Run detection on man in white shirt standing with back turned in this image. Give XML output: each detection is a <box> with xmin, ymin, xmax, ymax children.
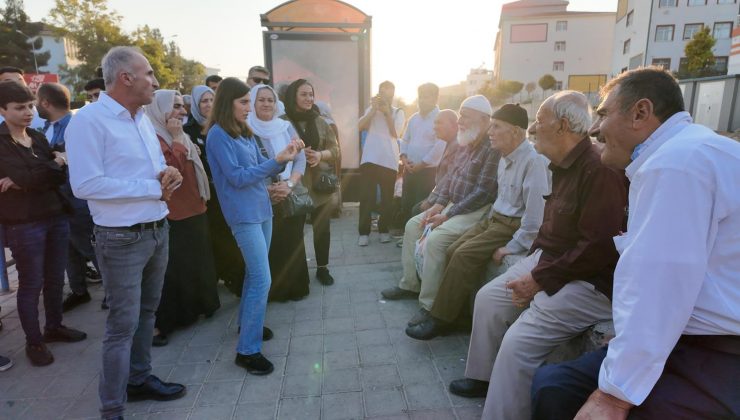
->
<box><xmin>530</xmin><ymin>67</ymin><xmax>740</xmax><ymax>419</ymax></box>
<box><xmin>65</xmin><ymin>46</ymin><xmax>185</xmax><ymax>420</ymax></box>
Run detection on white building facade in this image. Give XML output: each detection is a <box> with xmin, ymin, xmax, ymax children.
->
<box><xmin>36</xmin><ymin>27</ymin><xmax>81</xmax><ymax>75</ymax></box>
<box><xmin>466</xmin><ymin>68</ymin><xmax>494</xmax><ymax>97</ymax></box>
<box><xmin>612</xmin><ymin>0</ymin><xmax>738</xmax><ymax>77</ymax></box>
<box><xmin>493</xmin><ymin>0</ymin><xmax>615</xmax><ymax>95</ymax></box>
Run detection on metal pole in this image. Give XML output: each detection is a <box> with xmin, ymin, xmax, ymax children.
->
<box><xmin>0</xmin><ymin>226</ymin><xmax>10</xmax><ymax>293</ymax></box>
<box><xmin>15</xmin><ymin>29</ymin><xmax>39</xmax><ymax>74</ymax></box>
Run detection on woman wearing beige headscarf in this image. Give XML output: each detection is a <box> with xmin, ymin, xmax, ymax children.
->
<box><xmin>145</xmin><ymin>89</ymin><xmax>220</xmax><ymax>346</ymax></box>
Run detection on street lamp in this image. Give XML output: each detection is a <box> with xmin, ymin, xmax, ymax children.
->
<box><xmin>15</xmin><ymin>30</ymin><xmax>39</xmax><ymax>74</ymax></box>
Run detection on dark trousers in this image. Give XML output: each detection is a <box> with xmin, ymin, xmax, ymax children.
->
<box><xmin>4</xmin><ymin>215</ymin><xmax>69</xmax><ymax>344</ymax></box>
<box><xmin>358</xmin><ymin>162</ymin><xmax>396</xmax><ymax>235</ymax></box>
<box><xmin>311</xmin><ymin>200</ymin><xmax>333</xmax><ymax>267</ymax></box>
<box><xmin>401</xmin><ymin>167</ymin><xmax>436</xmax><ymax>226</ymax></box>
<box><xmin>67</xmin><ymin>211</ymin><xmax>99</xmax><ymax>295</ymax></box>
<box><xmin>531</xmin><ymin>338</ymin><xmax>740</xmax><ymax>420</ymax></box>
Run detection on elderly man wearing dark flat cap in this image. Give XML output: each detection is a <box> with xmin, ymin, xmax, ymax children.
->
<box><xmin>406</xmin><ymin>103</ymin><xmax>551</xmax><ymax>341</ymax></box>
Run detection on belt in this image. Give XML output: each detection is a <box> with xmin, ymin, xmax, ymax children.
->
<box><xmin>97</xmin><ymin>218</ymin><xmax>166</xmax><ymax>231</ymax></box>
<box><xmin>679</xmin><ymin>335</ymin><xmax>740</xmax><ymax>356</ymax></box>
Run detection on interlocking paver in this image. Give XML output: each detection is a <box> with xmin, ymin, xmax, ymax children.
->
<box><xmin>0</xmin><ymin>206</ymin><xmax>481</xmax><ymax>419</ymax></box>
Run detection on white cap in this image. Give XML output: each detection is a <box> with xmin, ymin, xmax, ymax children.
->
<box><xmin>460</xmin><ymin>95</ymin><xmax>493</xmax><ymax>116</ymax></box>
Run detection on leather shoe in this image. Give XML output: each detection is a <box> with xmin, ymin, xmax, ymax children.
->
<box><xmin>449</xmin><ymin>378</ymin><xmax>489</xmax><ymax>398</ymax></box>
<box><xmin>26</xmin><ymin>343</ymin><xmax>54</xmax><ymax>366</ymax></box>
<box><xmin>407</xmin><ymin>308</ymin><xmax>430</xmax><ymax>327</ymax></box>
<box><xmin>127</xmin><ymin>375</ymin><xmax>186</xmax><ymax>402</ymax></box>
<box><xmin>235</xmin><ymin>352</ymin><xmax>274</xmax><ymax>375</ymax></box>
<box><xmin>316</xmin><ymin>267</ymin><xmax>334</xmax><ymax>286</ymax></box>
<box><xmin>62</xmin><ymin>292</ymin><xmax>91</xmax><ymax>312</ymax></box>
<box><xmin>381</xmin><ymin>287</ymin><xmax>418</xmax><ymax>300</ymax></box>
<box><xmin>152</xmin><ymin>334</ymin><xmax>168</xmax><ymax>347</ymax></box>
<box><xmin>43</xmin><ymin>325</ymin><xmax>87</xmax><ymax>343</ymax></box>
<box><xmin>405</xmin><ymin>317</ymin><xmax>451</xmax><ymax>340</ymax></box>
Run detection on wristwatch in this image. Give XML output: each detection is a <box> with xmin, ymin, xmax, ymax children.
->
<box><xmin>286</xmin><ymin>180</ymin><xmax>295</xmax><ymax>189</ymax></box>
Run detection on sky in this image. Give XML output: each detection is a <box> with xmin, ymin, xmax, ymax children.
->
<box><xmin>26</xmin><ymin>0</ymin><xmax>617</xmax><ymax>102</ymax></box>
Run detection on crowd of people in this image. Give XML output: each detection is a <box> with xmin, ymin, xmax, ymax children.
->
<box><xmin>0</xmin><ymin>43</ymin><xmax>738</xmax><ymax>420</ymax></box>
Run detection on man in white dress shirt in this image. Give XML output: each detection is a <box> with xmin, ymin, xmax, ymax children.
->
<box><xmin>65</xmin><ymin>46</ymin><xmax>185</xmax><ymax>420</ymax></box>
<box><xmin>531</xmin><ymin>67</ymin><xmax>740</xmax><ymax>419</ymax></box>
<box><xmin>399</xmin><ymin>83</ymin><xmax>444</xmax><ymax>225</ymax></box>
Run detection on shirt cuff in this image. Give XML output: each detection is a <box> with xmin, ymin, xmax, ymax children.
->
<box><xmin>504</xmin><ymin>239</ymin><xmax>526</xmax><ymax>254</ymax></box>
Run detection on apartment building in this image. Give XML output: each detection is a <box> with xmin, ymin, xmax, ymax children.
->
<box><xmin>612</xmin><ymin>0</ymin><xmax>738</xmax><ymax>76</ymax></box>
<box><xmin>493</xmin><ymin>0</ymin><xmax>615</xmax><ymax>94</ymax></box>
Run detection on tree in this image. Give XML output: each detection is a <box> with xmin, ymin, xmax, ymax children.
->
<box><xmin>499</xmin><ymin>80</ymin><xmax>524</xmax><ymax>100</ymax></box>
<box><xmin>479</xmin><ymin>80</ymin><xmax>509</xmax><ymax>106</ymax></box>
<box><xmin>48</xmin><ymin>0</ymin><xmax>130</xmax><ymax>91</ymax></box>
<box><xmin>525</xmin><ymin>82</ymin><xmax>536</xmax><ymax>99</ymax></box>
<box><xmin>683</xmin><ymin>27</ymin><xmax>717</xmax><ymax>78</ymax></box>
<box><xmin>538</xmin><ymin>74</ymin><xmax>556</xmax><ymax>98</ymax></box>
<box><xmin>131</xmin><ymin>25</ymin><xmax>174</xmax><ymax>88</ymax></box>
<box><xmin>0</xmin><ymin>0</ymin><xmax>50</xmax><ymax>72</ymax></box>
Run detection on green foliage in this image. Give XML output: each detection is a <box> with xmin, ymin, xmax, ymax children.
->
<box><xmin>499</xmin><ymin>80</ymin><xmax>523</xmax><ymax>97</ymax></box>
<box><xmin>0</xmin><ymin>0</ymin><xmax>50</xmax><ymax>72</ymax></box>
<box><xmin>681</xmin><ymin>27</ymin><xmax>718</xmax><ymax>78</ymax></box>
<box><xmin>538</xmin><ymin>74</ymin><xmax>556</xmax><ymax>92</ymax></box>
<box><xmin>525</xmin><ymin>82</ymin><xmax>536</xmax><ymax>98</ymax></box>
<box><xmin>47</xmin><ymin>0</ymin><xmax>206</xmax><ymax>94</ymax></box>
<box><xmin>478</xmin><ymin>80</ymin><xmax>508</xmax><ymax>106</ymax></box>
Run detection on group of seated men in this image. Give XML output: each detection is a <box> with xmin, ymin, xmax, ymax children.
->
<box><xmin>381</xmin><ymin>67</ymin><xmax>739</xmax><ymax>419</ymax></box>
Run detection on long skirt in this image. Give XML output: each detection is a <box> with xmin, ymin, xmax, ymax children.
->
<box><xmin>267</xmin><ymin>213</ymin><xmax>310</xmax><ymax>302</ymax></box>
<box><xmin>156</xmin><ymin>213</ymin><xmax>220</xmax><ymax>334</ymax></box>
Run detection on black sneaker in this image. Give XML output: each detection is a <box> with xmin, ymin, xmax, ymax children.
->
<box><xmin>26</xmin><ymin>343</ymin><xmax>54</xmax><ymax>366</ymax></box>
<box><xmin>235</xmin><ymin>352</ymin><xmax>274</xmax><ymax>375</ymax></box>
<box><xmin>0</xmin><ymin>355</ymin><xmax>12</xmax><ymax>371</ymax></box>
<box><xmin>316</xmin><ymin>267</ymin><xmax>334</xmax><ymax>286</ymax></box>
<box><xmin>43</xmin><ymin>325</ymin><xmax>87</xmax><ymax>343</ymax></box>
<box><xmin>85</xmin><ymin>264</ymin><xmax>102</xmax><ymax>283</ymax></box>
<box><xmin>62</xmin><ymin>292</ymin><xmax>91</xmax><ymax>312</ymax></box>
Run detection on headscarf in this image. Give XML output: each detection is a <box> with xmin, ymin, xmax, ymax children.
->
<box><xmin>190</xmin><ymin>85</ymin><xmax>214</xmax><ymax>126</ymax></box>
<box><xmin>145</xmin><ymin>89</ymin><xmax>211</xmax><ymax>201</ymax></box>
<box><xmin>284</xmin><ymin>79</ymin><xmax>320</xmax><ymax>150</ymax></box>
<box><xmin>247</xmin><ymin>84</ymin><xmax>294</xmax><ymax>179</ymax></box>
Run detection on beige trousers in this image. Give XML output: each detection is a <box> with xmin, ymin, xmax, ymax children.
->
<box><xmin>463</xmin><ymin>250</ymin><xmax>612</xmax><ymax>420</ymax></box>
<box><xmin>398</xmin><ymin>203</ymin><xmax>489</xmax><ymax>310</ymax></box>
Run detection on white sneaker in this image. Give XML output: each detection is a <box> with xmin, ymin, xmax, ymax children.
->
<box><xmin>379</xmin><ymin>233</ymin><xmax>391</xmax><ymax>243</ymax></box>
<box><xmin>358</xmin><ymin>235</ymin><xmax>369</xmax><ymax>246</ymax></box>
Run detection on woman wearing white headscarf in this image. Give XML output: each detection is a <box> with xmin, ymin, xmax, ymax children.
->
<box><xmin>145</xmin><ymin>89</ymin><xmax>220</xmax><ymax>346</ymax></box>
<box><xmin>247</xmin><ymin>84</ymin><xmax>311</xmax><ymax>302</ymax></box>
<box><xmin>184</xmin><ymin>85</ymin><xmax>245</xmax><ymax>296</ymax></box>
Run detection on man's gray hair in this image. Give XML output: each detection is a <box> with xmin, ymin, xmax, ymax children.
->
<box><xmin>545</xmin><ymin>90</ymin><xmax>592</xmax><ymax>135</ymax></box>
<box><xmin>102</xmin><ymin>46</ymin><xmax>143</xmax><ymax>88</ymax></box>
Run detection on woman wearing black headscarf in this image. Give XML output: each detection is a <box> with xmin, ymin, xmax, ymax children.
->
<box><xmin>282</xmin><ymin>79</ymin><xmax>339</xmax><ymax>286</ymax></box>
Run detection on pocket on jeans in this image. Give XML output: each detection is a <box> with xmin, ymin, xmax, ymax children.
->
<box><xmin>100</xmin><ymin>230</ymin><xmax>141</xmax><ymax>247</ymax></box>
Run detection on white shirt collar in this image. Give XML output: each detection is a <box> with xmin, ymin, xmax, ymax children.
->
<box><xmin>98</xmin><ymin>91</ymin><xmax>144</xmax><ymax>120</ymax></box>
<box><xmin>625</xmin><ymin>111</ymin><xmax>692</xmax><ymax>180</ymax></box>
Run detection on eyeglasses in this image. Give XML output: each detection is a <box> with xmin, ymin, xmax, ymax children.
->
<box><xmin>251</xmin><ymin>77</ymin><xmax>270</xmax><ymax>85</ymax></box>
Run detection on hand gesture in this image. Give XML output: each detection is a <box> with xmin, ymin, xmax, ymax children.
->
<box><xmin>52</xmin><ymin>151</ymin><xmax>67</xmax><ymax>167</ymax></box>
<box><xmin>268</xmin><ymin>181</ymin><xmax>292</xmax><ymax>204</ymax></box>
<box><xmin>426</xmin><ymin>213</ymin><xmax>448</xmax><ymax>229</ymax></box>
<box><xmin>0</xmin><ymin>177</ymin><xmax>20</xmax><ymax>193</ymax></box>
<box><xmin>166</xmin><ymin>117</ymin><xmax>184</xmax><ymax>140</ymax></box>
<box><xmin>304</xmin><ymin>147</ymin><xmax>322</xmax><ymax>167</ymax></box>
<box><xmin>492</xmin><ymin>247</ymin><xmax>512</xmax><ymax>265</ymax></box>
<box><xmin>505</xmin><ymin>273</ymin><xmax>541</xmax><ymax>307</ymax></box>
<box><xmin>159</xmin><ymin>166</ymin><xmax>183</xmax><ymax>201</ymax></box>
<box><xmin>276</xmin><ymin>139</ymin><xmax>305</xmax><ymax>163</ymax></box>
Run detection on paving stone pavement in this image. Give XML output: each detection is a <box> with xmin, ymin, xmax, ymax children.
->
<box><xmin>0</xmin><ymin>205</ymin><xmax>484</xmax><ymax>419</ymax></box>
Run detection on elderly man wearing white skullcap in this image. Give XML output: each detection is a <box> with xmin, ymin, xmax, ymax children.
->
<box><xmin>381</xmin><ymin>95</ymin><xmax>501</xmax><ymax>310</ymax></box>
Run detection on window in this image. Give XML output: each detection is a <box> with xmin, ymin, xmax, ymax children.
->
<box><xmin>553</xmin><ymin>61</ymin><xmax>564</xmax><ymax>71</ymax></box>
<box><xmin>714</xmin><ymin>56</ymin><xmax>729</xmax><ymax>73</ymax></box>
<box><xmin>655</xmin><ymin>25</ymin><xmax>675</xmax><ymax>41</ymax></box>
<box><xmin>659</xmin><ymin>0</ymin><xmax>677</xmax><ymax>5</ymax></box>
<box><xmin>556</xmin><ymin>21</ymin><xmax>568</xmax><ymax>31</ymax></box>
<box><xmin>626</xmin><ymin>10</ymin><xmax>634</xmax><ymax>27</ymax></box>
<box><xmin>623</xmin><ymin>39</ymin><xmax>631</xmax><ymax>54</ymax></box>
<box><xmin>687</xmin><ymin>0</ymin><xmax>707</xmax><ymax>5</ymax></box>
<box><xmin>554</xmin><ymin>41</ymin><xmax>566</xmax><ymax>51</ymax></box>
<box><xmin>510</xmin><ymin>23</ymin><xmax>548</xmax><ymax>43</ymax></box>
<box><xmin>717</xmin><ymin>0</ymin><xmax>736</xmax><ymax>4</ymax></box>
<box><xmin>713</xmin><ymin>22</ymin><xmax>732</xmax><ymax>39</ymax></box>
<box><xmin>679</xmin><ymin>57</ymin><xmax>690</xmax><ymax>73</ymax></box>
<box><xmin>683</xmin><ymin>23</ymin><xmax>703</xmax><ymax>39</ymax></box>
<box><xmin>651</xmin><ymin>58</ymin><xmax>672</xmax><ymax>69</ymax></box>
<box><xmin>555</xmin><ymin>81</ymin><xmax>563</xmax><ymax>90</ymax></box>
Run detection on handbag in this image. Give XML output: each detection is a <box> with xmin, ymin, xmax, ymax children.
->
<box><xmin>280</xmin><ymin>181</ymin><xmax>314</xmax><ymax>218</ymax></box>
<box><xmin>313</xmin><ymin>162</ymin><xmax>339</xmax><ymax>194</ymax></box>
<box><xmin>414</xmin><ymin>224</ymin><xmax>433</xmax><ymax>277</ymax></box>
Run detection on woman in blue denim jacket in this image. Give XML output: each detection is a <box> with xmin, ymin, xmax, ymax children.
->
<box><xmin>205</xmin><ymin>78</ymin><xmax>303</xmax><ymax>375</ymax></box>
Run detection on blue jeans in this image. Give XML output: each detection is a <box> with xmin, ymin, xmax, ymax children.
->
<box><xmin>67</xmin><ymin>211</ymin><xmax>99</xmax><ymax>295</ymax></box>
<box><xmin>94</xmin><ymin>223</ymin><xmax>169</xmax><ymax>420</ymax></box>
<box><xmin>4</xmin><ymin>215</ymin><xmax>70</xmax><ymax>344</ymax></box>
<box><xmin>232</xmin><ymin>220</ymin><xmax>272</xmax><ymax>355</ymax></box>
